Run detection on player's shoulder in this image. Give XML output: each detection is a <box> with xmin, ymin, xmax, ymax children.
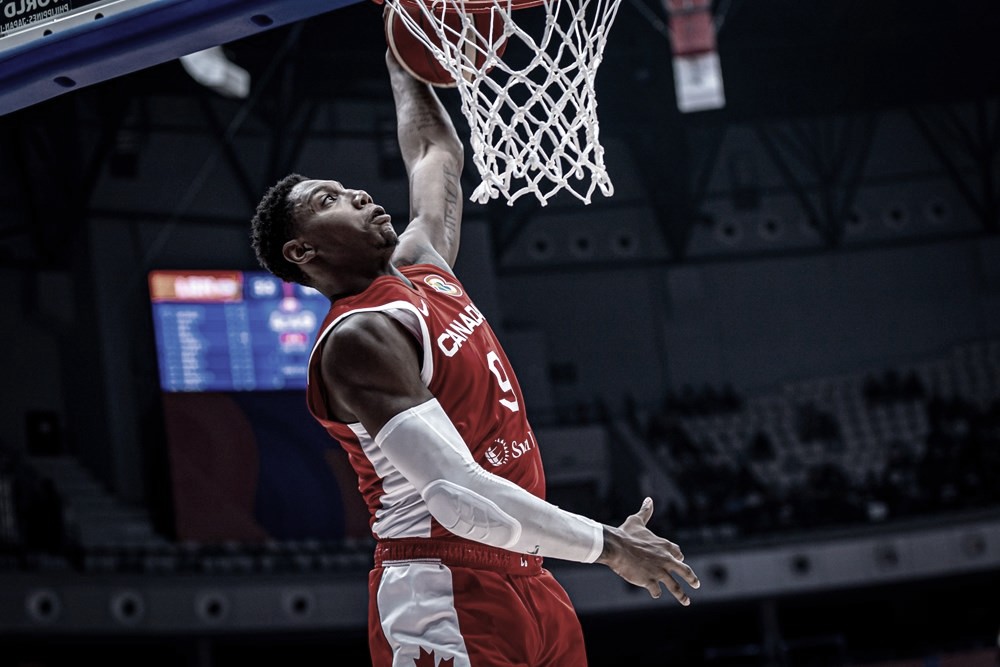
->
<box><xmin>329</xmin><ymin>308</ymin><xmax>418</xmax><ymax>356</ymax></box>
<box><xmin>328</xmin><ymin>310</ymin><xmax>400</xmax><ymax>350</ymax></box>
<box><xmin>321</xmin><ymin>311</ymin><xmax>397</xmax><ymax>376</ymax></box>
<box><xmin>323</xmin><ymin>309</ymin><xmax>422</xmax><ymax>391</ymax></box>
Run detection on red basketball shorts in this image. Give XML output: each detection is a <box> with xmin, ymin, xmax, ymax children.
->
<box><xmin>368</xmin><ymin>539</ymin><xmax>589</xmax><ymax>667</ymax></box>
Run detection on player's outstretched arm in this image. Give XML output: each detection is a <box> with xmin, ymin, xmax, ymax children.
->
<box><xmin>597</xmin><ymin>498</ymin><xmax>700</xmax><ymax>605</ymax></box>
<box><xmin>323</xmin><ymin>314</ymin><xmax>700</xmax><ymax>605</ymax></box>
<box><xmin>386</xmin><ymin>48</ymin><xmax>464</xmax><ymax>270</ymax></box>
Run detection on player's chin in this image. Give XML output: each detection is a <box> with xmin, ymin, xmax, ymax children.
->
<box><xmin>379</xmin><ymin>233</ymin><xmax>400</xmax><ymax>249</ymax></box>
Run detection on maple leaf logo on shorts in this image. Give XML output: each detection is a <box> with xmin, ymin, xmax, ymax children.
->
<box><xmin>413</xmin><ymin>647</ymin><xmax>454</xmax><ymax>667</ymax></box>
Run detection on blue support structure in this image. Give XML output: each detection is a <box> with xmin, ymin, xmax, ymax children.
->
<box><xmin>0</xmin><ymin>0</ymin><xmax>362</xmax><ymax>116</ymax></box>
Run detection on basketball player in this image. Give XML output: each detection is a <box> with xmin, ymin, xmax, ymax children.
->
<box><xmin>250</xmin><ymin>49</ymin><xmax>699</xmax><ymax>666</ymax></box>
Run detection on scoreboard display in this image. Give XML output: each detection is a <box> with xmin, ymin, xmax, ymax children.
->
<box><xmin>148</xmin><ymin>270</ymin><xmax>330</xmax><ymax>392</ymax></box>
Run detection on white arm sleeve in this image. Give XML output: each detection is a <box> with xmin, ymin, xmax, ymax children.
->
<box><xmin>374</xmin><ymin>398</ymin><xmax>604</xmax><ymax>563</ymax></box>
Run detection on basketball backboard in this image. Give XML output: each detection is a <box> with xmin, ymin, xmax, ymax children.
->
<box><xmin>0</xmin><ymin>0</ymin><xmax>362</xmax><ymax>116</ymax></box>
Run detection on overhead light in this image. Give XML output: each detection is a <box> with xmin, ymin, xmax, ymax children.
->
<box><xmin>179</xmin><ymin>46</ymin><xmax>250</xmax><ymax>99</ymax></box>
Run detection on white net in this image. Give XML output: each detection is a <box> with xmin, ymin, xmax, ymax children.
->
<box><xmin>386</xmin><ymin>0</ymin><xmax>623</xmax><ymax>206</ymax></box>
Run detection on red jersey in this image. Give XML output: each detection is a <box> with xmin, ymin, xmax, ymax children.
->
<box><xmin>306</xmin><ymin>264</ymin><xmax>545</xmax><ymax>541</ymax></box>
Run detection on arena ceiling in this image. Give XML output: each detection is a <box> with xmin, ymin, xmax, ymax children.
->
<box><xmin>1</xmin><ymin>0</ymin><xmax>998</xmax><ymax>270</ymax></box>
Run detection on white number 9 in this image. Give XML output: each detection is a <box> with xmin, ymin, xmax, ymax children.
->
<box><xmin>486</xmin><ymin>350</ymin><xmax>520</xmax><ymax>413</ymax></box>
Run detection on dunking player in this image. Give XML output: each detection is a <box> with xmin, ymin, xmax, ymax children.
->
<box><xmin>250</xmin><ymin>49</ymin><xmax>699</xmax><ymax>666</ymax></box>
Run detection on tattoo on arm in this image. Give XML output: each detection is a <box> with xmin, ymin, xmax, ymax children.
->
<box><xmin>409</xmin><ymin>107</ymin><xmax>440</xmax><ymax>133</ymax></box>
<box><xmin>391</xmin><ymin>67</ymin><xmax>463</xmax><ymax>262</ymax></box>
<box><xmin>400</xmin><ymin>85</ymin><xmax>447</xmax><ymax>136</ymax></box>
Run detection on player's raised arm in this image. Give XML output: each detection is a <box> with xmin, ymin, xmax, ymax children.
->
<box><xmin>386</xmin><ymin>49</ymin><xmax>464</xmax><ymax>270</ymax></box>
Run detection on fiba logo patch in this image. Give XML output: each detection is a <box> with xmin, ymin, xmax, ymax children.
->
<box><xmin>485</xmin><ymin>438</ymin><xmax>510</xmax><ymax>467</ymax></box>
<box><xmin>424</xmin><ymin>274</ymin><xmax>463</xmax><ymax>297</ymax></box>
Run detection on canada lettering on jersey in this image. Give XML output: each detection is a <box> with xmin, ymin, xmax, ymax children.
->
<box><xmin>435</xmin><ymin>304</ymin><xmax>487</xmax><ymax>357</ymax></box>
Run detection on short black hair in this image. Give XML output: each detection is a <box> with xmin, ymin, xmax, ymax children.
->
<box><xmin>250</xmin><ymin>173</ymin><xmax>309</xmax><ymax>284</ymax></box>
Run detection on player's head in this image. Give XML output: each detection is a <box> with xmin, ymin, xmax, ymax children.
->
<box><xmin>253</xmin><ymin>174</ymin><xmax>398</xmax><ymax>292</ymax></box>
<box><xmin>251</xmin><ymin>173</ymin><xmax>310</xmax><ymax>284</ymax></box>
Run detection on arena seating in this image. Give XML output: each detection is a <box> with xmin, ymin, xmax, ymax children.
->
<box><xmin>629</xmin><ymin>339</ymin><xmax>1000</xmax><ymax>545</ymax></box>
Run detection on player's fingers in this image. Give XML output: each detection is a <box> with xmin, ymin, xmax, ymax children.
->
<box><xmin>668</xmin><ymin>559</ymin><xmax>701</xmax><ymax>589</ymax></box>
<box><xmin>635</xmin><ymin>497</ymin><xmax>654</xmax><ymax>525</ymax></box>
<box><xmin>620</xmin><ymin>498</ymin><xmax>653</xmax><ymax>531</ymax></box>
<box><xmin>660</xmin><ymin>574</ymin><xmax>691</xmax><ymax>606</ymax></box>
<box><xmin>644</xmin><ymin>579</ymin><xmax>661</xmax><ymax>599</ymax></box>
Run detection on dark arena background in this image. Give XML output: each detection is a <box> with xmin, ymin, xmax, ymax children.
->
<box><xmin>2</xmin><ymin>0</ymin><xmax>1000</xmax><ymax>665</ymax></box>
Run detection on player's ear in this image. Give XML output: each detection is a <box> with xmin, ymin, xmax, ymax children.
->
<box><xmin>283</xmin><ymin>238</ymin><xmax>315</xmax><ymax>265</ymax></box>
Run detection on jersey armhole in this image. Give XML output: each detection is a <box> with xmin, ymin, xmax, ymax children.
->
<box><xmin>307</xmin><ymin>301</ymin><xmax>436</xmax><ymax>424</ymax></box>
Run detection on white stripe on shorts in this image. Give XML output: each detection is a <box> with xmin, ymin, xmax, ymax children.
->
<box><xmin>376</xmin><ymin>561</ymin><xmax>471</xmax><ymax>667</ymax></box>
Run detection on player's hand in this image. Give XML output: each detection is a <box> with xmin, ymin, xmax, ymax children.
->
<box><xmin>597</xmin><ymin>498</ymin><xmax>700</xmax><ymax>604</ymax></box>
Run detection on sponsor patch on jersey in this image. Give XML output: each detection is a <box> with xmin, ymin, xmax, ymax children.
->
<box><xmin>484</xmin><ymin>433</ymin><xmax>536</xmax><ymax>467</ymax></box>
<box><xmin>424</xmin><ymin>274</ymin><xmax>463</xmax><ymax>297</ymax></box>
<box><xmin>485</xmin><ymin>439</ymin><xmax>510</xmax><ymax>467</ymax></box>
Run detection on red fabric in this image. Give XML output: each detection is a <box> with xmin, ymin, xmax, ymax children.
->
<box><xmin>368</xmin><ymin>566</ymin><xmax>589</xmax><ymax>667</ymax></box>
<box><xmin>374</xmin><ymin>537</ymin><xmax>543</xmax><ymax>575</ymax></box>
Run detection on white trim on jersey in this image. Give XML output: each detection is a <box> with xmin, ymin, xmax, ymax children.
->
<box><xmin>307</xmin><ymin>299</ymin><xmax>435</xmax><ymax>388</ymax></box>
<box><xmin>348</xmin><ymin>422</ymin><xmax>433</xmax><ymax>539</ymax></box>
<box><xmin>312</xmin><ymin>299</ymin><xmax>439</xmax><ymax>540</ymax></box>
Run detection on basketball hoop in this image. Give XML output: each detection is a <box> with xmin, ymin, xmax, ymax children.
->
<box><xmin>383</xmin><ymin>0</ymin><xmax>623</xmax><ymax>206</ymax></box>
